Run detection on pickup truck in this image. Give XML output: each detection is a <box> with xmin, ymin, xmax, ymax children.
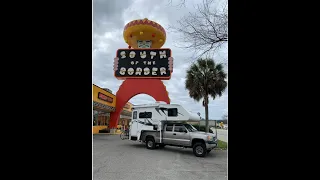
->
<box><xmin>139</xmin><ymin>123</ymin><xmax>217</xmax><ymax>157</ymax></box>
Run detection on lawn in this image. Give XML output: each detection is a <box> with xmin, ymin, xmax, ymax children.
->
<box><xmin>217</xmin><ymin>140</ymin><xmax>227</xmax><ymax>150</ymax></box>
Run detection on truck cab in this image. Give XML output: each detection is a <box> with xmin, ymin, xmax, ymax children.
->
<box><xmin>140</xmin><ymin>122</ymin><xmax>217</xmax><ymax>157</ymax></box>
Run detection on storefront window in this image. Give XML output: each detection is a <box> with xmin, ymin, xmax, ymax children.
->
<box><xmin>93</xmin><ymin>110</ymin><xmax>98</xmax><ymax>126</ymax></box>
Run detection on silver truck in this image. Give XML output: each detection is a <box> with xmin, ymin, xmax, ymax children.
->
<box><xmin>140</xmin><ymin>122</ymin><xmax>217</xmax><ymax>157</ymax></box>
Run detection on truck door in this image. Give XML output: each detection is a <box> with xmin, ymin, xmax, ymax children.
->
<box><xmin>163</xmin><ymin>124</ymin><xmax>174</xmax><ymax>145</ymax></box>
<box><xmin>173</xmin><ymin>124</ymin><xmax>191</xmax><ymax>146</ymax></box>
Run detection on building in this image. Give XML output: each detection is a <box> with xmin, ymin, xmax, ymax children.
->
<box><xmin>189</xmin><ymin>120</ymin><xmax>217</xmax><ymax>127</ymax></box>
<box><xmin>93</xmin><ymin>84</ymin><xmax>132</xmax><ymax>134</ymax></box>
<box><xmin>189</xmin><ymin>119</ymin><xmax>228</xmax><ymax>129</ymax></box>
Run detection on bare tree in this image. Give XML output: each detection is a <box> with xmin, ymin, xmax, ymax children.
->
<box><xmin>167</xmin><ymin>0</ymin><xmax>186</xmax><ymax>7</ymax></box>
<box><xmin>222</xmin><ymin>114</ymin><xmax>228</xmax><ymax>121</ymax></box>
<box><xmin>169</xmin><ymin>0</ymin><xmax>228</xmax><ymax>59</ymax></box>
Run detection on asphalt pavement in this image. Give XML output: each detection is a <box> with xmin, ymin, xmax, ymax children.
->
<box><xmin>93</xmin><ymin>134</ymin><xmax>227</xmax><ymax>180</ymax></box>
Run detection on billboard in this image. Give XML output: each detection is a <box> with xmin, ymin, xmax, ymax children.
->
<box><xmin>114</xmin><ymin>48</ymin><xmax>173</xmax><ymax>80</ymax></box>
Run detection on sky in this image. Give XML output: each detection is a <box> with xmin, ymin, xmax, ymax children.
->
<box><xmin>93</xmin><ymin>0</ymin><xmax>228</xmax><ymax>120</ymax></box>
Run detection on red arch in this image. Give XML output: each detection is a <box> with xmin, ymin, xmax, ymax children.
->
<box><xmin>109</xmin><ymin>79</ymin><xmax>170</xmax><ymax>128</ymax></box>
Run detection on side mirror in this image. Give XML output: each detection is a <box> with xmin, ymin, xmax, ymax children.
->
<box><xmin>184</xmin><ymin>130</ymin><xmax>188</xmax><ymax>133</ymax></box>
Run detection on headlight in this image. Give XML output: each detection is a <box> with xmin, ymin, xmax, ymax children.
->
<box><xmin>207</xmin><ymin>136</ymin><xmax>213</xmax><ymax>141</ymax></box>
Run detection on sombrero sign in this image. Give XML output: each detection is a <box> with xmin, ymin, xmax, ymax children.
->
<box><xmin>113</xmin><ymin>18</ymin><xmax>173</xmax><ymax>80</ymax></box>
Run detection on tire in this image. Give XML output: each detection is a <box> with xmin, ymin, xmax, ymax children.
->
<box><xmin>146</xmin><ymin>138</ymin><xmax>156</xmax><ymax>149</ymax></box>
<box><xmin>193</xmin><ymin>142</ymin><xmax>207</xmax><ymax>157</ymax></box>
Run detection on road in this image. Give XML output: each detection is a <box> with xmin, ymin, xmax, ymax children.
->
<box><xmin>216</xmin><ymin>129</ymin><xmax>228</xmax><ymax>143</ymax></box>
<box><xmin>93</xmin><ymin>134</ymin><xmax>227</xmax><ymax>180</ymax></box>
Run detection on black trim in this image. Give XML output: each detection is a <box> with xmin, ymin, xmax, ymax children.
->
<box><xmin>160</xmin><ymin>108</ymin><xmax>167</xmax><ymax>115</ymax></box>
<box><xmin>207</xmin><ymin>141</ymin><xmax>217</xmax><ymax>145</ymax></box>
<box><xmin>155</xmin><ymin>108</ymin><xmax>163</xmax><ymax>116</ymax></box>
<box><xmin>138</xmin><ymin>120</ymin><xmax>153</xmax><ymax>126</ymax></box>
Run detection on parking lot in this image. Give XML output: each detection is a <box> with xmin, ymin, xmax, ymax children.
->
<box><xmin>93</xmin><ymin>134</ymin><xmax>227</xmax><ymax>180</ymax></box>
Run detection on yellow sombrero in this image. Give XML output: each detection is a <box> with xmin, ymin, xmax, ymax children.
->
<box><xmin>123</xmin><ymin>18</ymin><xmax>166</xmax><ymax>49</ymax></box>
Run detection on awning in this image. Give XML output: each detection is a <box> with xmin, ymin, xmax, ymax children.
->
<box><xmin>93</xmin><ymin>101</ymin><xmax>116</xmax><ymax>112</ymax></box>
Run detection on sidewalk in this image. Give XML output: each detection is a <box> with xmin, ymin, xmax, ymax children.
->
<box><xmin>217</xmin><ymin>129</ymin><xmax>228</xmax><ymax>143</ymax></box>
<box><xmin>94</xmin><ymin>132</ymin><xmax>121</xmax><ymax>135</ymax></box>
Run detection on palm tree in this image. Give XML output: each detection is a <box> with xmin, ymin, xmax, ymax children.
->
<box><xmin>185</xmin><ymin>58</ymin><xmax>227</xmax><ymax>132</ymax></box>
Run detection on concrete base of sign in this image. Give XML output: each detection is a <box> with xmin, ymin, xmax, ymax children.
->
<box><xmin>110</xmin><ymin>129</ymin><xmax>116</xmax><ymax>134</ymax></box>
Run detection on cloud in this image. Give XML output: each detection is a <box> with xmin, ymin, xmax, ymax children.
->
<box><xmin>93</xmin><ymin>0</ymin><xmax>228</xmax><ymax>120</ymax></box>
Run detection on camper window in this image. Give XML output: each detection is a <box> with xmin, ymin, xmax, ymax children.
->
<box><xmin>139</xmin><ymin>112</ymin><xmax>152</xmax><ymax>118</ymax></box>
<box><xmin>133</xmin><ymin>111</ymin><xmax>137</xmax><ymax>119</ymax></box>
<box><xmin>168</xmin><ymin>108</ymin><xmax>178</xmax><ymax>116</ymax></box>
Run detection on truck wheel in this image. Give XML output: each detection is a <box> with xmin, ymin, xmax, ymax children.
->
<box><xmin>146</xmin><ymin>138</ymin><xmax>156</xmax><ymax>149</ymax></box>
<box><xmin>193</xmin><ymin>142</ymin><xmax>207</xmax><ymax>157</ymax></box>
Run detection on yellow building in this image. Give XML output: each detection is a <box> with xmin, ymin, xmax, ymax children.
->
<box><xmin>120</xmin><ymin>102</ymin><xmax>133</xmax><ymax>128</ymax></box>
<box><xmin>93</xmin><ymin>84</ymin><xmax>132</xmax><ymax>134</ymax></box>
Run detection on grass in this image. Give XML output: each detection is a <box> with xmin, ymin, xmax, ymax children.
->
<box><xmin>217</xmin><ymin>140</ymin><xmax>228</xmax><ymax>150</ymax></box>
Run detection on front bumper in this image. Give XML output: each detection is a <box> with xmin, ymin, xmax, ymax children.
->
<box><xmin>206</xmin><ymin>138</ymin><xmax>218</xmax><ymax>150</ymax></box>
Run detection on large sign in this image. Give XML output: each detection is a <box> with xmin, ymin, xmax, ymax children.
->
<box><xmin>114</xmin><ymin>48</ymin><xmax>173</xmax><ymax>80</ymax></box>
<box><xmin>98</xmin><ymin>92</ymin><xmax>113</xmax><ymax>103</ymax></box>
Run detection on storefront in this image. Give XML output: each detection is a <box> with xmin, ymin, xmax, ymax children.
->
<box><xmin>119</xmin><ymin>102</ymin><xmax>133</xmax><ymax>129</ymax></box>
<box><xmin>93</xmin><ymin>84</ymin><xmax>116</xmax><ymax>134</ymax></box>
<box><xmin>93</xmin><ymin>84</ymin><xmax>132</xmax><ymax>134</ymax></box>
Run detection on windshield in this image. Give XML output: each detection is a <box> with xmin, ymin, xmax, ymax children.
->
<box><xmin>184</xmin><ymin>124</ymin><xmax>198</xmax><ymax>132</ymax></box>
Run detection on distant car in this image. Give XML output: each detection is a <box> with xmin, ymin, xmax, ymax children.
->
<box><xmin>223</xmin><ymin>125</ymin><xmax>228</xmax><ymax>130</ymax></box>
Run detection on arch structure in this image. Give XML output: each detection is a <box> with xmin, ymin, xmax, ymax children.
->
<box><xmin>109</xmin><ymin>78</ymin><xmax>170</xmax><ymax>128</ymax></box>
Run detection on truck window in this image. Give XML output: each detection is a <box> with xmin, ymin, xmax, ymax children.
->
<box><xmin>133</xmin><ymin>111</ymin><xmax>137</xmax><ymax>119</ymax></box>
<box><xmin>166</xmin><ymin>125</ymin><xmax>173</xmax><ymax>131</ymax></box>
<box><xmin>168</xmin><ymin>108</ymin><xmax>178</xmax><ymax>116</ymax></box>
<box><xmin>139</xmin><ymin>112</ymin><xmax>152</xmax><ymax>118</ymax></box>
<box><xmin>174</xmin><ymin>125</ymin><xmax>186</xmax><ymax>132</ymax></box>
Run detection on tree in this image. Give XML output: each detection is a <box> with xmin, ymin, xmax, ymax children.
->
<box><xmin>185</xmin><ymin>58</ymin><xmax>227</xmax><ymax>132</ymax></box>
<box><xmin>169</xmin><ymin>0</ymin><xmax>228</xmax><ymax>59</ymax></box>
<box><xmin>222</xmin><ymin>114</ymin><xmax>228</xmax><ymax>121</ymax></box>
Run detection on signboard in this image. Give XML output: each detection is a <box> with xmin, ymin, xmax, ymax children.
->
<box><xmin>114</xmin><ymin>48</ymin><xmax>173</xmax><ymax>80</ymax></box>
<box><xmin>98</xmin><ymin>92</ymin><xmax>113</xmax><ymax>103</ymax></box>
